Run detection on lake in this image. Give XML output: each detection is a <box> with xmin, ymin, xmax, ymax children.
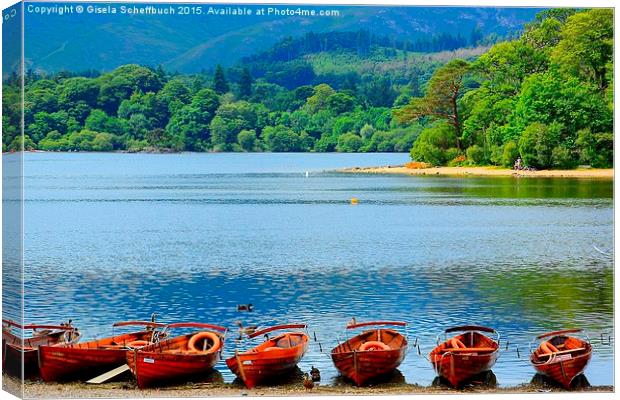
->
<box><xmin>7</xmin><ymin>152</ymin><xmax>615</xmax><ymax>387</ymax></box>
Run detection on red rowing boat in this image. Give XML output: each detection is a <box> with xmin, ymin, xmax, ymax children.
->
<box><xmin>429</xmin><ymin>325</ymin><xmax>500</xmax><ymax>388</ymax></box>
<box><xmin>127</xmin><ymin>322</ymin><xmax>227</xmax><ymax>388</ymax></box>
<box><xmin>2</xmin><ymin>319</ymin><xmax>80</xmax><ymax>377</ymax></box>
<box><xmin>530</xmin><ymin>328</ymin><xmax>592</xmax><ymax>389</ymax></box>
<box><xmin>331</xmin><ymin>321</ymin><xmax>408</xmax><ymax>386</ymax></box>
<box><xmin>226</xmin><ymin>324</ymin><xmax>309</xmax><ymax>389</ymax></box>
<box><xmin>39</xmin><ymin>320</ymin><xmax>165</xmax><ymax>382</ymax></box>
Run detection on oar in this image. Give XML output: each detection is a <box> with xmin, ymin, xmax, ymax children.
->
<box><xmin>87</xmin><ymin>365</ymin><xmax>130</xmax><ymax>384</ymax></box>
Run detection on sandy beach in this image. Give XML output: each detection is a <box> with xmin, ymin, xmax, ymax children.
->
<box><xmin>339</xmin><ymin>165</ymin><xmax>614</xmax><ymax>179</ymax></box>
<box><xmin>2</xmin><ymin>375</ymin><xmax>613</xmax><ymax>398</ymax></box>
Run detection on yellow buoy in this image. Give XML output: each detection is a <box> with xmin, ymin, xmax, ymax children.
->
<box><xmin>350</xmin><ymin>198</ymin><xmax>359</xmax><ymax>205</ymax></box>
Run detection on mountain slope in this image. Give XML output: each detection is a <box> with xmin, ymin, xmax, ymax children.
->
<box><xmin>24</xmin><ymin>5</ymin><xmax>542</xmax><ymax>74</ymax></box>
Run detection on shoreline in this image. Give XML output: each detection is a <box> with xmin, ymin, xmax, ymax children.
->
<box><xmin>3</xmin><ymin>376</ymin><xmax>613</xmax><ymax>398</ymax></box>
<box><xmin>338</xmin><ymin>165</ymin><xmax>614</xmax><ymax>179</ymax></box>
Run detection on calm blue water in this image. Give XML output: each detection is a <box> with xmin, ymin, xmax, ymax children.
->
<box><xmin>14</xmin><ymin>152</ymin><xmax>614</xmax><ymax>387</ymax></box>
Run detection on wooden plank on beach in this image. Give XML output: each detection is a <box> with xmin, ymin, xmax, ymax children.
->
<box><xmin>86</xmin><ymin>364</ymin><xmax>130</xmax><ymax>384</ymax></box>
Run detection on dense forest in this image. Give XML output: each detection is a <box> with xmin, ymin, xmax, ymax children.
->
<box><xmin>2</xmin><ymin>8</ymin><xmax>613</xmax><ymax>168</ymax></box>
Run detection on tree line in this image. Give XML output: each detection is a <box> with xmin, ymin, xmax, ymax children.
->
<box><xmin>2</xmin><ymin>8</ymin><xmax>613</xmax><ymax>169</ymax></box>
<box><xmin>397</xmin><ymin>8</ymin><xmax>613</xmax><ymax>169</ymax></box>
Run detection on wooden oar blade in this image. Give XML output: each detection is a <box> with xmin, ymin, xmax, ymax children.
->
<box><xmin>86</xmin><ymin>364</ymin><xmax>130</xmax><ymax>384</ymax></box>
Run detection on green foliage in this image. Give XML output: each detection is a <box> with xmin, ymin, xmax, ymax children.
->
<box><xmin>213</xmin><ymin>64</ymin><xmax>230</xmax><ymax>94</ymax></box>
<box><xmin>306</xmin><ymin>84</ymin><xmax>336</xmax><ymax>113</ymax></box>
<box><xmin>410</xmin><ymin>123</ymin><xmax>457</xmax><ymax>165</ymax></box>
<box><xmin>210</xmin><ymin>101</ymin><xmax>266</xmax><ymax>151</ymax></box>
<box><xmin>575</xmin><ymin>129</ymin><xmax>613</xmax><ymax>168</ymax></box>
<box><xmin>39</xmin><ymin>129</ymin><xmax>113</xmax><ymax>151</ymax></box>
<box><xmin>238</xmin><ymin>67</ymin><xmax>253</xmax><ymax>99</ymax></box>
<box><xmin>501</xmin><ymin>141</ymin><xmax>519</xmax><ymax>167</ymax></box>
<box><xmin>466</xmin><ymin>144</ymin><xmax>485</xmax><ymax>164</ymax></box>
<box><xmin>326</xmin><ymin>92</ymin><xmax>356</xmax><ymax>114</ymax></box>
<box><xmin>551</xmin><ymin>9</ymin><xmax>613</xmax><ymax>90</ymax></box>
<box><xmin>262</xmin><ymin>125</ymin><xmax>312</xmax><ymax>152</ymax></box>
<box><xmin>6</xmin><ymin>9</ymin><xmax>613</xmax><ymax>164</ymax></box>
<box><xmin>551</xmin><ymin>145</ymin><xmax>576</xmax><ymax>169</ymax></box>
<box><xmin>336</xmin><ymin>133</ymin><xmax>364</xmax><ymax>152</ymax></box>
<box><xmin>396</xmin><ymin>59</ymin><xmax>470</xmax><ymax>149</ymax></box>
<box><xmin>96</xmin><ymin>64</ymin><xmax>163</xmax><ymax>114</ymax></box>
<box><xmin>518</xmin><ymin>122</ymin><xmax>562</xmax><ymax>168</ymax></box>
<box><xmin>237</xmin><ymin>129</ymin><xmax>258</xmax><ymax>151</ymax></box>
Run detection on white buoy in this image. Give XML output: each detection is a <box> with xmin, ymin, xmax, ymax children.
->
<box><xmin>305</xmin><ymin>171</ymin><xmax>309</xmax><ymax>178</ymax></box>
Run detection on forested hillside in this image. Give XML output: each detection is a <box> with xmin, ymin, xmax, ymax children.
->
<box><xmin>19</xmin><ymin>6</ymin><xmax>538</xmax><ymax>74</ymax></box>
<box><xmin>3</xmin><ymin>8</ymin><xmax>613</xmax><ymax>169</ymax></box>
<box><xmin>398</xmin><ymin>8</ymin><xmax>613</xmax><ymax>169</ymax></box>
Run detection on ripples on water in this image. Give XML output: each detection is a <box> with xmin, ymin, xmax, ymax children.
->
<box><xmin>4</xmin><ymin>153</ymin><xmax>613</xmax><ymax>387</ymax></box>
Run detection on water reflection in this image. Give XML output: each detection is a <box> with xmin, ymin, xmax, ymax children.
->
<box><xmin>14</xmin><ymin>153</ymin><xmax>613</xmax><ymax>387</ymax></box>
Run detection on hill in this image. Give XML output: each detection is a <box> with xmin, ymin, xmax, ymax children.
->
<box><xmin>23</xmin><ymin>6</ymin><xmax>541</xmax><ymax>74</ymax></box>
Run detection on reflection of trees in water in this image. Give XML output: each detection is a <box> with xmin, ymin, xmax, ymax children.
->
<box><xmin>474</xmin><ymin>266</ymin><xmax>612</xmax><ymax>329</ymax></box>
<box><xmin>417</xmin><ymin>178</ymin><xmax>613</xmax><ymax>200</ymax></box>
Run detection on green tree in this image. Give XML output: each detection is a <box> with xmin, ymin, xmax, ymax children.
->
<box><xmin>58</xmin><ymin>77</ymin><xmax>100</xmax><ymax>108</ymax></box>
<box><xmin>336</xmin><ymin>133</ymin><xmax>364</xmax><ymax>152</ymax></box>
<box><xmin>210</xmin><ymin>101</ymin><xmax>266</xmax><ymax>150</ymax></box>
<box><xmin>213</xmin><ymin>64</ymin><xmax>230</xmax><ymax>94</ymax></box>
<box><xmin>262</xmin><ymin>125</ymin><xmax>312</xmax><ymax>152</ymax></box>
<box><xmin>238</xmin><ymin>67</ymin><xmax>253</xmax><ymax>99</ymax></box>
<box><xmin>97</xmin><ymin>64</ymin><xmax>163</xmax><ymax>114</ymax></box>
<box><xmin>306</xmin><ymin>84</ymin><xmax>336</xmax><ymax>114</ymax></box>
<box><xmin>551</xmin><ymin>9</ymin><xmax>613</xmax><ymax>90</ymax></box>
<box><xmin>396</xmin><ymin>59</ymin><xmax>470</xmax><ymax>150</ymax></box>
<box><xmin>410</xmin><ymin>122</ymin><xmax>458</xmax><ymax>165</ymax></box>
<box><xmin>326</xmin><ymin>92</ymin><xmax>356</xmax><ymax>114</ymax></box>
<box><xmin>518</xmin><ymin>122</ymin><xmax>562</xmax><ymax>168</ymax></box>
<box><xmin>237</xmin><ymin>129</ymin><xmax>257</xmax><ymax>151</ymax></box>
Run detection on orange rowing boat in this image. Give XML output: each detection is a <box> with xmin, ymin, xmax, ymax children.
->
<box><xmin>429</xmin><ymin>325</ymin><xmax>500</xmax><ymax>388</ymax></box>
<box><xmin>39</xmin><ymin>320</ymin><xmax>165</xmax><ymax>382</ymax></box>
<box><xmin>226</xmin><ymin>324</ymin><xmax>309</xmax><ymax>388</ymax></box>
<box><xmin>530</xmin><ymin>328</ymin><xmax>592</xmax><ymax>389</ymax></box>
<box><xmin>331</xmin><ymin>321</ymin><xmax>408</xmax><ymax>386</ymax></box>
<box><xmin>2</xmin><ymin>319</ymin><xmax>80</xmax><ymax>377</ymax></box>
<box><xmin>127</xmin><ymin>322</ymin><xmax>227</xmax><ymax>388</ymax></box>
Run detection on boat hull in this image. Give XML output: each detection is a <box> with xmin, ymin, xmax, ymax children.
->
<box><xmin>39</xmin><ymin>345</ymin><xmax>128</xmax><ymax>382</ymax></box>
<box><xmin>530</xmin><ymin>334</ymin><xmax>592</xmax><ymax>389</ymax></box>
<box><xmin>226</xmin><ymin>332</ymin><xmax>308</xmax><ymax>388</ymax></box>
<box><xmin>128</xmin><ymin>330</ymin><xmax>225</xmax><ymax>388</ymax></box>
<box><xmin>533</xmin><ymin>353</ymin><xmax>591</xmax><ymax>389</ymax></box>
<box><xmin>429</xmin><ymin>331</ymin><xmax>499</xmax><ymax>388</ymax></box>
<box><xmin>39</xmin><ymin>331</ymin><xmax>153</xmax><ymax>382</ymax></box>
<box><xmin>3</xmin><ymin>328</ymin><xmax>77</xmax><ymax>378</ymax></box>
<box><xmin>430</xmin><ymin>350</ymin><xmax>498</xmax><ymax>387</ymax></box>
<box><xmin>128</xmin><ymin>349</ymin><xmax>221</xmax><ymax>389</ymax></box>
<box><xmin>331</xmin><ymin>328</ymin><xmax>407</xmax><ymax>386</ymax></box>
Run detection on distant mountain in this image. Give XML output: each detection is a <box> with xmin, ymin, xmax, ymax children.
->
<box><xmin>23</xmin><ymin>4</ymin><xmax>543</xmax><ymax>74</ymax></box>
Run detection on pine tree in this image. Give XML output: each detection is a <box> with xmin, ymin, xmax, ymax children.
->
<box><xmin>213</xmin><ymin>65</ymin><xmax>229</xmax><ymax>94</ymax></box>
<box><xmin>238</xmin><ymin>67</ymin><xmax>253</xmax><ymax>98</ymax></box>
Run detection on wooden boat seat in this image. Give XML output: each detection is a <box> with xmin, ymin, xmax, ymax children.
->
<box><xmin>441</xmin><ymin>347</ymin><xmax>496</xmax><ymax>353</ymax></box>
<box><xmin>538</xmin><ymin>347</ymin><xmax>586</xmax><ymax>358</ymax></box>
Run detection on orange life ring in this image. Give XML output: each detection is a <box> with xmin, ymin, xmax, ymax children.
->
<box><xmin>127</xmin><ymin>340</ymin><xmax>150</xmax><ymax>348</ymax></box>
<box><xmin>188</xmin><ymin>331</ymin><xmax>221</xmax><ymax>353</ymax></box>
<box><xmin>359</xmin><ymin>341</ymin><xmax>390</xmax><ymax>351</ymax></box>
<box><xmin>540</xmin><ymin>341</ymin><xmax>559</xmax><ymax>354</ymax></box>
<box><xmin>451</xmin><ymin>338</ymin><xmax>466</xmax><ymax>349</ymax></box>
